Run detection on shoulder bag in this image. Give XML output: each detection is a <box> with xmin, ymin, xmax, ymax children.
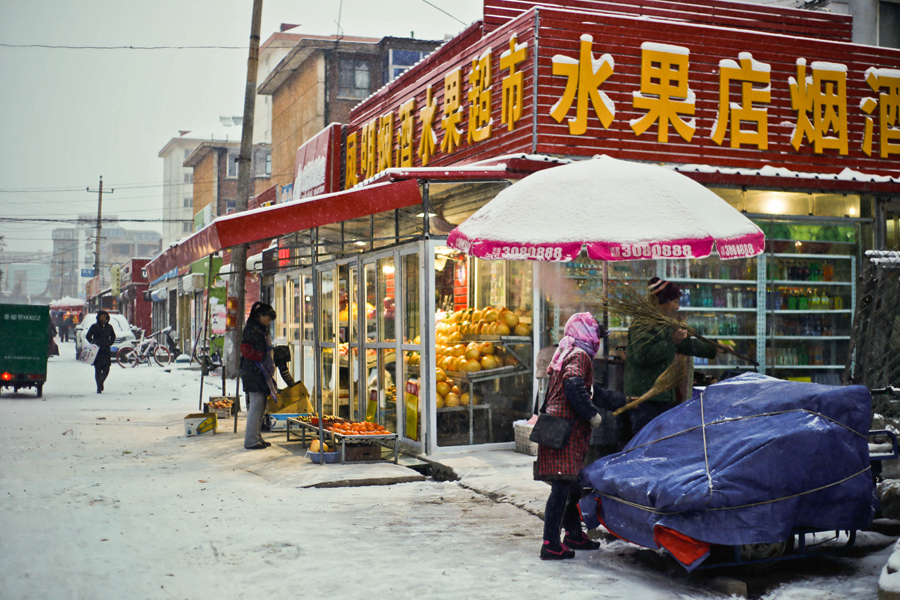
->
<box><xmin>529</xmin><ymin>377</ymin><xmax>574</xmax><ymax>450</ymax></box>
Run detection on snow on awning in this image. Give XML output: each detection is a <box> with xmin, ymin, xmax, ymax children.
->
<box><xmin>671</xmin><ymin>163</ymin><xmax>900</xmax><ymax>193</ymax></box>
<box><xmin>145</xmin><ymin>178</ymin><xmax>423</xmax><ymax>281</ymax></box>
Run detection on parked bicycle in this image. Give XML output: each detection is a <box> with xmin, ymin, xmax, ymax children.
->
<box><xmin>116</xmin><ymin>328</ymin><xmax>172</xmax><ymax>367</ymax></box>
<box><xmin>192</xmin><ymin>334</ymin><xmax>223</xmax><ymax>376</ymax></box>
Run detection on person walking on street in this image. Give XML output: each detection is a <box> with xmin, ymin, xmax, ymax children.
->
<box><xmin>48</xmin><ymin>322</ymin><xmax>60</xmax><ymax>357</ymax></box>
<box><xmin>240</xmin><ymin>302</ymin><xmax>277</xmax><ymax>450</ymax></box>
<box><xmin>623</xmin><ymin>277</ymin><xmax>719</xmax><ymax>436</ymax></box>
<box><xmin>86</xmin><ymin>310</ymin><xmax>115</xmax><ymax>393</ymax></box>
<box><xmin>533</xmin><ymin>312</ymin><xmax>624</xmax><ymax>560</ymax></box>
<box><xmin>61</xmin><ymin>314</ymin><xmax>74</xmax><ymax>342</ymax></box>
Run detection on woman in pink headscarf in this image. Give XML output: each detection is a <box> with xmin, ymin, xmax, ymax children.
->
<box><xmin>533</xmin><ymin>312</ymin><xmax>624</xmax><ymax>560</ymax></box>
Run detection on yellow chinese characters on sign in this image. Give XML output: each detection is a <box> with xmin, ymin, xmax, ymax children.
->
<box><xmin>710</xmin><ymin>52</ymin><xmax>771</xmax><ymax>149</ymax></box>
<box><xmin>789</xmin><ymin>59</ymin><xmax>848</xmax><ymax>155</ymax></box>
<box><xmin>549</xmin><ymin>34</ymin><xmax>615</xmax><ymax>135</ymax></box>
<box><xmin>500</xmin><ymin>34</ymin><xmax>528</xmax><ymax>132</ymax></box>
<box><xmin>398</xmin><ymin>98</ymin><xmax>416</xmax><ymax>167</ymax></box>
<box><xmin>468</xmin><ymin>49</ymin><xmax>493</xmax><ymax>144</ymax></box>
<box><xmin>418</xmin><ymin>86</ymin><xmax>438</xmax><ymax>166</ymax></box>
<box><xmin>631</xmin><ymin>42</ymin><xmax>696</xmax><ymax>143</ymax></box>
<box><xmin>360</xmin><ymin>118</ymin><xmax>378</xmax><ymax>179</ymax></box>
<box><xmin>378</xmin><ymin>112</ymin><xmax>394</xmax><ymax>172</ymax></box>
<box><xmin>441</xmin><ymin>68</ymin><xmax>463</xmax><ymax>154</ymax></box>
<box><xmin>345</xmin><ymin>132</ymin><xmax>358</xmax><ymax>190</ymax></box>
<box><xmin>862</xmin><ymin>67</ymin><xmax>900</xmax><ymax>158</ymax></box>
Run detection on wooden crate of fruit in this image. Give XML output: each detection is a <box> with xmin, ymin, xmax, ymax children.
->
<box><xmin>205</xmin><ymin>396</ymin><xmax>236</xmax><ymax>418</ymax></box>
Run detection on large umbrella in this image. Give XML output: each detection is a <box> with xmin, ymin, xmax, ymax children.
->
<box><xmin>447</xmin><ymin>155</ymin><xmax>764</xmax><ymax>262</ymax></box>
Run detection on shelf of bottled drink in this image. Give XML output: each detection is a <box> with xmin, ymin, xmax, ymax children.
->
<box><xmin>551</xmin><ymin>237</ymin><xmax>857</xmax><ymax>379</ymax></box>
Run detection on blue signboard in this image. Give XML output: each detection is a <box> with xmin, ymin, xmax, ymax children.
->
<box><xmin>81</xmin><ymin>269</ymin><xmax>94</xmax><ymax>278</ymax></box>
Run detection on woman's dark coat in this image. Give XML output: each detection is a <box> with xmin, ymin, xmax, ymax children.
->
<box><xmin>240</xmin><ymin>319</ymin><xmax>273</xmax><ymax>394</ymax></box>
<box><xmin>86</xmin><ymin>311</ymin><xmax>116</xmax><ymax>367</ymax></box>
<box><xmin>534</xmin><ymin>351</ymin><xmax>625</xmax><ymax>482</ymax></box>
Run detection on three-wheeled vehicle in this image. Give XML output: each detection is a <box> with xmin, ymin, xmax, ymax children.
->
<box><xmin>0</xmin><ymin>304</ymin><xmax>50</xmax><ymax>397</ymax></box>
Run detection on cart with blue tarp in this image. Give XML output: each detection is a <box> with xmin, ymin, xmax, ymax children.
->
<box><xmin>0</xmin><ymin>304</ymin><xmax>50</xmax><ymax>397</ymax></box>
<box><xmin>578</xmin><ymin>373</ymin><xmax>896</xmax><ymax>570</ymax></box>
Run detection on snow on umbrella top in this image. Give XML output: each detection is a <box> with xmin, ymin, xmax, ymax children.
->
<box><xmin>50</xmin><ymin>297</ymin><xmax>87</xmax><ymax>309</ymax></box>
<box><xmin>447</xmin><ymin>155</ymin><xmax>764</xmax><ymax>262</ymax></box>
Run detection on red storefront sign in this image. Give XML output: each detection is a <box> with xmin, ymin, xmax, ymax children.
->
<box><xmin>294</xmin><ymin>123</ymin><xmax>342</xmax><ymax>201</ymax></box>
<box><xmin>346</xmin><ymin>3</ymin><xmax>900</xmax><ymax>187</ymax></box>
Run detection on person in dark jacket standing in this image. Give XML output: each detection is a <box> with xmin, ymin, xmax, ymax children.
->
<box><xmin>624</xmin><ymin>277</ymin><xmax>719</xmax><ymax>435</ymax></box>
<box><xmin>534</xmin><ymin>312</ymin><xmax>626</xmax><ymax>560</ymax></box>
<box><xmin>48</xmin><ymin>322</ymin><xmax>60</xmax><ymax>357</ymax></box>
<box><xmin>60</xmin><ymin>314</ymin><xmax>75</xmax><ymax>342</ymax></box>
<box><xmin>86</xmin><ymin>310</ymin><xmax>116</xmax><ymax>393</ymax></box>
<box><xmin>240</xmin><ymin>302</ymin><xmax>277</xmax><ymax>450</ymax></box>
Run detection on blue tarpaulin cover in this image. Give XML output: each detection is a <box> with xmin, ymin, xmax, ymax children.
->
<box><xmin>579</xmin><ymin>373</ymin><xmax>876</xmax><ymax>569</ymax></box>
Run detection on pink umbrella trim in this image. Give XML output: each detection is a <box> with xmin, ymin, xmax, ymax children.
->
<box><xmin>449</xmin><ymin>230</ymin><xmax>764</xmax><ymax>262</ymax></box>
<box><xmin>447</xmin><ymin>230</ymin><xmax>581</xmax><ymax>262</ymax></box>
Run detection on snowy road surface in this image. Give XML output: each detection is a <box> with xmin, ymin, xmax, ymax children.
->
<box><xmin>0</xmin><ymin>346</ymin><xmax>894</xmax><ymax>599</ymax></box>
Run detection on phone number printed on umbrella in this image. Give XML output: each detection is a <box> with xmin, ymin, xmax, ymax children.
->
<box><xmin>612</xmin><ymin>243</ymin><xmax>693</xmax><ymax>259</ymax></box>
<box><xmin>719</xmin><ymin>243</ymin><xmax>755</xmax><ymax>258</ymax></box>
<box><xmin>500</xmin><ymin>246</ymin><xmax>565</xmax><ymax>261</ymax></box>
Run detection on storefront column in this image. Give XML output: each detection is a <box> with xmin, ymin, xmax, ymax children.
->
<box><xmin>424</xmin><ymin>239</ymin><xmax>438</xmax><ymax>455</ymax></box>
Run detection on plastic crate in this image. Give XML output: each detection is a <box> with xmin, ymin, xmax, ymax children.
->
<box><xmin>306</xmin><ymin>450</ymin><xmax>341</xmax><ymax>464</ymax></box>
<box><xmin>514</xmin><ymin>421</ymin><xmax>538</xmax><ymax>456</ymax></box>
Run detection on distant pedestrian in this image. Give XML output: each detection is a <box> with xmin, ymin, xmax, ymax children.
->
<box><xmin>86</xmin><ymin>310</ymin><xmax>115</xmax><ymax>393</ymax></box>
<box><xmin>240</xmin><ymin>302</ymin><xmax>277</xmax><ymax>450</ymax></box>
<box><xmin>48</xmin><ymin>322</ymin><xmax>60</xmax><ymax>357</ymax></box>
<box><xmin>60</xmin><ymin>314</ymin><xmax>74</xmax><ymax>342</ymax></box>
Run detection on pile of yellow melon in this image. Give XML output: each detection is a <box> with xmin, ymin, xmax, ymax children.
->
<box><xmin>436</xmin><ymin>306</ymin><xmax>531</xmax><ymax>340</ymax></box>
<box><xmin>435</xmin><ymin>341</ymin><xmax>519</xmax><ymax>374</ymax></box>
<box><xmin>435</xmin><ymin>367</ymin><xmax>481</xmax><ymax>408</ymax></box>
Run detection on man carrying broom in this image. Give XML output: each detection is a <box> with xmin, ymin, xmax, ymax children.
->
<box><xmin>622</xmin><ymin>277</ymin><xmax>722</xmax><ymax>436</ymax></box>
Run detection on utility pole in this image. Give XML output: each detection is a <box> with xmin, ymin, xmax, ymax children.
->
<box><xmin>227</xmin><ymin>0</ymin><xmax>264</xmax><ymax>376</ymax></box>
<box><xmin>86</xmin><ymin>177</ymin><xmax>113</xmax><ymax>292</ymax></box>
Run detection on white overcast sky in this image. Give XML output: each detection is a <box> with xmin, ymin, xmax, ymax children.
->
<box><xmin>0</xmin><ymin>0</ymin><xmax>483</xmax><ymax>255</ymax></box>
<box><xmin>0</xmin><ymin>0</ymin><xmax>798</xmax><ymax>256</ymax></box>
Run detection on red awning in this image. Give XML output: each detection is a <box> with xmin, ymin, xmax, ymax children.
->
<box><xmin>146</xmin><ymin>178</ymin><xmax>423</xmax><ymax>281</ymax></box>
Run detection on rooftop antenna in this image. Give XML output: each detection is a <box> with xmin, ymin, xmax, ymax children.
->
<box><xmin>334</xmin><ymin>0</ymin><xmax>344</xmax><ymax>42</ymax></box>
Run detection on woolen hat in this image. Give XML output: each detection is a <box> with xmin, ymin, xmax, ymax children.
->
<box><xmin>648</xmin><ymin>277</ymin><xmax>681</xmax><ymax>305</ymax></box>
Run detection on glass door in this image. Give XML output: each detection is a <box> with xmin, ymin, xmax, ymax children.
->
<box><xmin>357</xmin><ymin>242</ymin><xmax>425</xmax><ymax>450</ymax></box>
<box><xmin>361</xmin><ymin>253</ymin><xmax>397</xmax><ymax>432</ymax></box>
<box><xmin>299</xmin><ymin>271</ymin><xmax>315</xmax><ymax>394</ymax></box>
<box><xmin>319</xmin><ymin>267</ymin><xmax>336</xmax><ymax>416</ymax></box>
<box><xmin>336</xmin><ymin>261</ymin><xmax>359</xmax><ymax>420</ymax></box>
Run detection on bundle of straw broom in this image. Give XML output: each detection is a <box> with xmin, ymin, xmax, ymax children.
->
<box><xmin>613</xmin><ymin>354</ymin><xmax>691</xmax><ymax>416</ymax></box>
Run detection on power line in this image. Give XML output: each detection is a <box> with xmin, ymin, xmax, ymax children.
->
<box><xmin>0</xmin><ymin>168</ymin><xmax>292</xmax><ymax>194</ymax></box>
<box><xmin>418</xmin><ymin>0</ymin><xmax>467</xmax><ymax>26</ymax></box>
<box><xmin>0</xmin><ymin>44</ymin><xmax>247</xmax><ymax>50</ymax></box>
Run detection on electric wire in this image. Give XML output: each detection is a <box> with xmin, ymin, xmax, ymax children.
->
<box><xmin>418</xmin><ymin>0</ymin><xmax>467</xmax><ymax>26</ymax></box>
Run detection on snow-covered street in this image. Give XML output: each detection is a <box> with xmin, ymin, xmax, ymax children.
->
<box><xmin>0</xmin><ymin>347</ymin><xmax>894</xmax><ymax>599</ymax></box>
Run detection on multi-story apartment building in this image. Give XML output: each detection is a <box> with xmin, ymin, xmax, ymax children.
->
<box><xmin>258</xmin><ymin>34</ymin><xmax>442</xmax><ymax>189</ymax></box>
<box><xmin>157</xmin><ymin>117</ymin><xmax>249</xmax><ymax>248</ymax></box>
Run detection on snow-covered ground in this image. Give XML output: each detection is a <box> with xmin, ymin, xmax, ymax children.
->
<box><xmin>0</xmin><ymin>344</ymin><xmax>894</xmax><ymax>599</ymax></box>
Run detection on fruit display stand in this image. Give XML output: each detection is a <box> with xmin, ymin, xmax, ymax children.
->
<box><xmin>442</xmin><ymin>335</ymin><xmax>532</xmax><ymax>445</ymax></box>
<box><xmin>285</xmin><ymin>418</ymin><xmax>399</xmax><ymax>465</ymax></box>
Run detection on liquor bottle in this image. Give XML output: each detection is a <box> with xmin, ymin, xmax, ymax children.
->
<box><xmin>726</xmin><ymin>289</ymin><xmax>734</xmax><ymax>308</ymax></box>
<box><xmin>823</xmin><ymin>263</ymin><xmax>833</xmax><ymax>282</ymax></box>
